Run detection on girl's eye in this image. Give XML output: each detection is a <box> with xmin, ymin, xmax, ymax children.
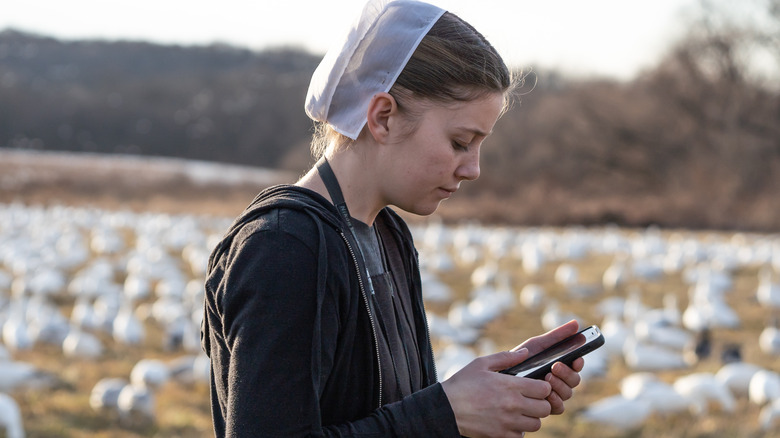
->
<box><xmin>452</xmin><ymin>140</ymin><xmax>469</xmax><ymax>151</ymax></box>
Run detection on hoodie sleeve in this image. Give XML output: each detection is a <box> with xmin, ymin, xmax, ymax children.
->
<box><xmin>212</xmin><ymin>210</ymin><xmax>459</xmax><ymax>437</ymax></box>
<box><xmin>219</xmin><ymin>221</ymin><xmax>324</xmax><ymax>436</ymax></box>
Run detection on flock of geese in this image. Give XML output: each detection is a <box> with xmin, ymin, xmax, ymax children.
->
<box><xmin>412</xmin><ymin>221</ymin><xmax>780</xmax><ymax>434</ymax></box>
<box><xmin>0</xmin><ymin>203</ymin><xmax>779</xmax><ymax>436</ymax></box>
<box><xmin>0</xmin><ymin>203</ymin><xmax>223</xmax><ymax>437</ymax></box>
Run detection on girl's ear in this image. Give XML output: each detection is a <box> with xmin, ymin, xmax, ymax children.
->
<box><xmin>365</xmin><ymin>92</ymin><xmax>397</xmax><ymax>144</ymax></box>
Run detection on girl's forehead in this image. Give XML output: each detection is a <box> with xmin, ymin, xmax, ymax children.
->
<box><xmin>432</xmin><ymin>94</ymin><xmax>505</xmax><ymax>132</ymax></box>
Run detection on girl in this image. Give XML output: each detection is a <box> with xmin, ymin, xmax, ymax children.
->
<box><xmin>202</xmin><ymin>1</ymin><xmax>584</xmax><ymax>436</ymax></box>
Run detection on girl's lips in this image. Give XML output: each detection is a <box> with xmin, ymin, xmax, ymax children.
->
<box><xmin>439</xmin><ymin>187</ymin><xmax>458</xmax><ymax>197</ymax></box>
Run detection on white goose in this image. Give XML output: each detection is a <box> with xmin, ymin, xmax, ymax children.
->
<box><xmin>192</xmin><ymin>354</ymin><xmax>211</xmax><ymax>384</ymax></box>
<box><xmin>435</xmin><ymin>343</ymin><xmax>477</xmax><ymax>381</ymax></box>
<box><xmin>579</xmin><ymin>346</ymin><xmax>609</xmax><ymax>381</ymax></box>
<box><xmin>90</xmin><ymin>226</ymin><xmax>125</xmax><ymax>255</ymax></box>
<box><xmin>749</xmin><ymin>370</ymin><xmax>780</xmax><ymax>406</ymax></box>
<box><xmin>93</xmin><ymin>292</ymin><xmax>121</xmax><ymax>333</ymax></box>
<box><xmin>26</xmin><ymin>296</ymin><xmax>70</xmax><ymax>346</ymax></box>
<box><xmin>0</xmin><ymin>270</ymin><xmax>13</xmax><ymax>292</ymax></box>
<box><xmin>70</xmin><ymin>297</ymin><xmax>100</xmax><ymax>331</ymax></box>
<box><xmin>448</xmin><ymin>282</ymin><xmax>513</xmax><ymax>329</ymax></box>
<box><xmin>633</xmin><ymin>316</ymin><xmax>692</xmax><ymax>351</ymax></box>
<box><xmin>1</xmin><ymin>300</ymin><xmax>32</xmax><ymax>351</ymax></box>
<box><xmin>0</xmin><ymin>392</ymin><xmax>24</xmax><ymax>438</ymax></box>
<box><xmin>518</xmin><ymin>284</ymin><xmax>545</xmax><ymax>311</ymax></box>
<box><xmin>759</xmin><ymin>398</ymin><xmax>780</xmax><ymax>432</ymax></box>
<box><xmin>0</xmin><ymin>360</ymin><xmax>57</xmax><ymax>392</ymax></box>
<box><xmin>420</xmin><ymin>251</ymin><xmax>455</xmax><ymax>273</ymax></box>
<box><xmin>518</xmin><ymin>240</ymin><xmax>546</xmax><ymax>276</ymax></box>
<box><xmin>117</xmin><ymin>383</ymin><xmax>156</xmax><ymax>425</ymax></box>
<box><xmin>759</xmin><ymin>316</ymin><xmax>780</xmax><ymax>356</ymax></box>
<box><xmin>594</xmin><ymin>296</ymin><xmax>626</xmax><ymax>319</ymax></box>
<box><xmin>622</xmin><ymin>335</ymin><xmax>688</xmax><ymax>371</ymax></box>
<box><xmin>602</xmin><ymin>257</ymin><xmax>629</xmax><ymax>292</ymax></box>
<box><xmin>26</xmin><ymin>267</ymin><xmax>66</xmax><ymax>297</ymax></box>
<box><xmin>162</xmin><ymin>316</ymin><xmax>201</xmax><ymax>353</ymax></box>
<box><xmin>470</xmin><ymin>260</ymin><xmax>500</xmax><ymax>289</ymax></box>
<box><xmin>554</xmin><ymin>263</ymin><xmax>579</xmax><ymax>287</ymax></box>
<box><xmin>123</xmin><ymin>274</ymin><xmax>151</xmax><ymax>302</ymax></box>
<box><xmin>682</xmin><ymin>289</ymin><xmax>740</xmax><ymax>331</ymax></box>
<box><xmin>673</xmin><ymin>372</ymin><xmax>736</xmax><ymax>415</ymax></box>
<box><xmin>540</xmin><ymin>301</ymin><xmax>580</xmax><ymax>332</ymax></box>
<box><xmin>757</xmin><ymin>267</ymin><xmax>780</xmax><ymax>309</ymax></box>
<box><xmin>600</xmin><ymin>313</ymin><xmax>630</xmax><ymax>358</ymax></box>
<box><xmin>622</xmin><ymin>287</ymin><xmax>649</xmax><ymax>323</ymax></box>
<box><xmin>62</xmin><ymin>328</ymin><xmax>103</xmax><ymax>359</ymax></box>
<box><xmin>426</xmin><ymin>312</ymin><xmax>480</xmax><ymax>345</ymax></box>
<box><xmin>620</xmin><ymin>372</ymin><xmax>689</xmax><ymax>415</ymax></box>
<box><xmin>578</xmin><ymin>394</ymin><xmax>653</xmax><ymax>430</ymax></box>
<box><xmin>716</xmin><ymin>362</ymin><xmax>764</xmax><ymax>397</ymax></box>
<box><xmin>420</xmin><ymin>272</ymin><xmax>453</xmax><ymax>304</ymax></box>
<box><xmin>130</xmin><ymin>358</ymin><xmax>170</xmax><ymax>390</ymax></box>
<box><xmin>89</xmin><ymin>377</ymin><xmax>128</xmax><ymax>412</ymax></box>
<box><xmin>168</xmin><ymin>354</ymin><xmax>210</xmax><ymax>386</ymax></box>
<box><xmin>112</xmin><ymin>301</ymin><xmax>145</xmax><ymax>345</ymax></box>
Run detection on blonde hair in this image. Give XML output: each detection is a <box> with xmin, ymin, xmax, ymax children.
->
<box><xmin>310</xmin><ymin>11</ymin><xmax>516</xmax><ymax>158</ymax></box>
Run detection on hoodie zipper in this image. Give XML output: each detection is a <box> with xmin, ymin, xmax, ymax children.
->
<box><xmin>340</xmin><ymin>231</ymin><xmax>383</xmax><ymax>409</ymax></box>
<box><xmin>412</xmin><ymin>249</ymin><xmax>438</xmax><ymax>384</ymax></box>
<box><xmin>421</xmin><ymin>309</ymin><xmax>438</xmax><ymax>382</ymax></box>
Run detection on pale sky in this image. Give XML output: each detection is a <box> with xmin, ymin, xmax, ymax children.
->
<box><xmin>1</xmin><ymin>0</ymin><xmax>702</xmax><ymax>80</ymax></box>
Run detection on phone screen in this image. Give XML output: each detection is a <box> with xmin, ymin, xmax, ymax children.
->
<box><xmin>516</xmin><ymin>333</ymin><xmax>587</xmax><ymax>373</ymax></box>
<box><xmin>503</xmin><ymin>326</ymin><xmax>603</xmax><ymax>377</ymax></box>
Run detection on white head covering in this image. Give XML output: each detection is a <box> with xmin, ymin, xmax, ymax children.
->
<box><xmin>304</xmin><ymin>0</ymin><xmax>446</xmax><ymax>140</ymax></box>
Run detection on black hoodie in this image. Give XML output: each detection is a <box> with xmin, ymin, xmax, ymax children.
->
<box><xmin>201</xmin><ymin>185</ymin><xmax>459</xmax><ymax>437</ymax></box>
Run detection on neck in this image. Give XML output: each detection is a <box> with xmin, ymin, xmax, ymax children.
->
<box><xmin>296</xmin><ymin>148</ymin><xmax>383</xmax><ymax>226</ymax></box>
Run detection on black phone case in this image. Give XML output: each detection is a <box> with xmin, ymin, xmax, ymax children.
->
<box><xmin>499</xmin><ymin>327</ymin><xmax>605</xmax><ymax>379</ymax></box>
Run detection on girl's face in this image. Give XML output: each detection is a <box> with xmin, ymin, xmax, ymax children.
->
<box><xmin>378</xmin><ymin>92</ymin><xmax>504</xmax><ymax>216</ymax></box>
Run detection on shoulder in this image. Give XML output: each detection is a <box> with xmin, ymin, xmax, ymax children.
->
<box><xmin>234</xmin><ymin>207</ymin><xmax>342</xmax><ymax>255</ymax></box>
<box><xmin>207</xmin><ymin>185</ymin><xmax>349</xmax><ymax>276</ymax></box>
<box><xmin>231</xmin><ymin>185</ymin><xmax>344</xmax><ymax>246</ymax></box>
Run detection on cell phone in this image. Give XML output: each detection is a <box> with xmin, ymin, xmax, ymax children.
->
<box><xmin>499</xmin><ymin>325</ymin><xmax>605</xmax><ymax>379</ymax></box>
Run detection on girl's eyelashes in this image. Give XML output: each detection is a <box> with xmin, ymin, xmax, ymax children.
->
<box><xmin>452</xmin><ymin>140</ymin><xmax>469</xmax><ymax>151</ymax></box>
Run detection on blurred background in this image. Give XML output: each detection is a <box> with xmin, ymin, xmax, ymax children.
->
<box><xmin>1</xmin><ymin>1</ymin><xmax>780</xmax><ymax>438</ymax></box>
<box><xmin>1</xmin><ymin>0</ymin><xmax>777</xmax><ymax>229</ymax></box>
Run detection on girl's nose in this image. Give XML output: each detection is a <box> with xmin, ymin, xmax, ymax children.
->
<box><xmin>456</xmin><ymin>151</ymin><xmax>480</xmax><ymax>181</ymax></box>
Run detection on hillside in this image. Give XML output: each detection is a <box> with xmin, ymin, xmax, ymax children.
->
<box><xmin>1</xmin><ymin>10</ymin><xmax>779</xmax><ymax>230</ymax></box>
<box><xmin>0</xmin><ymin>148</ymin><xmax>296</xmax><ymax>218</ymax></box>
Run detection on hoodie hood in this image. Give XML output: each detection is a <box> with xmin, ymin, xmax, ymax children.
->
<box><xmin>207</xmin><ymin>184</ymin><xmax>344</xmax><ymax>276</ymax></box>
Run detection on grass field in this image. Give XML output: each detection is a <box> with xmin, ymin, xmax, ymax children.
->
<box><xmin>1</xmin><ymin>150</ymin><xmax>779</xmax><ymax>437</ymax></box>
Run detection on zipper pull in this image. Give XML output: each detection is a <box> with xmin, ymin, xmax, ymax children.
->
<box><xmin>366</xmin><ymin>270</ymin><xmax>376</xmax><ymax>295</ymax></box>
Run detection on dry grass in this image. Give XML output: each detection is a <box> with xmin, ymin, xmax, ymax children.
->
<box><xmin>424</xmin><ymin>228</ymin><xmax>780</xmax><ymax>438</ymax></box>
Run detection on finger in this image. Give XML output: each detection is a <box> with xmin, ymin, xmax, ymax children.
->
<box><xmin>513</xmin><ymin>416</ymin><xmax>542</xmax><ymax>434</ymax></box>
<box><xmin>551</xmin><ymin>361</ymin><xmax>582</xmax><ymax>389</ymax></box>
<box><xmin>570</xmin><ymin>356</ymin><xmax>585</xmax><ymax>373</ymax></box>
<box><xmin>518</xmin><ymin>396</ymin><xmax>553</xmax><ymax>419</ymax></box>
<box><xmin>546</xmin><ymin>387</ymin><xmax>566</xmax><ymax>415</ymax></box>
<box><xmin>514</xmin><ymin>377</ymin><xmax>552</xmax><ymax>400</ymax></box>
<box><xmin>545</xmin><ymin>372</ymin><xmax>574</xmax><ymax>402</ymax></box>
<box><xmin>515</xmin><ymin>320</ymin><xmax>580</xmax><ymax>354</ymax></box>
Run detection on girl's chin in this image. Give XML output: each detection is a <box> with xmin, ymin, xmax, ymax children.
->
<box><xmin>405</xmin><ymin>201</ymin><xmax>444</xmax><ymax>217</ymax></box>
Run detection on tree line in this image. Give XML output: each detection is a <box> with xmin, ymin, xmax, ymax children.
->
<box><xmin>1</xmin><ymin>1</ymin><xmax>778</xmax><ymax>230</ymax></box>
